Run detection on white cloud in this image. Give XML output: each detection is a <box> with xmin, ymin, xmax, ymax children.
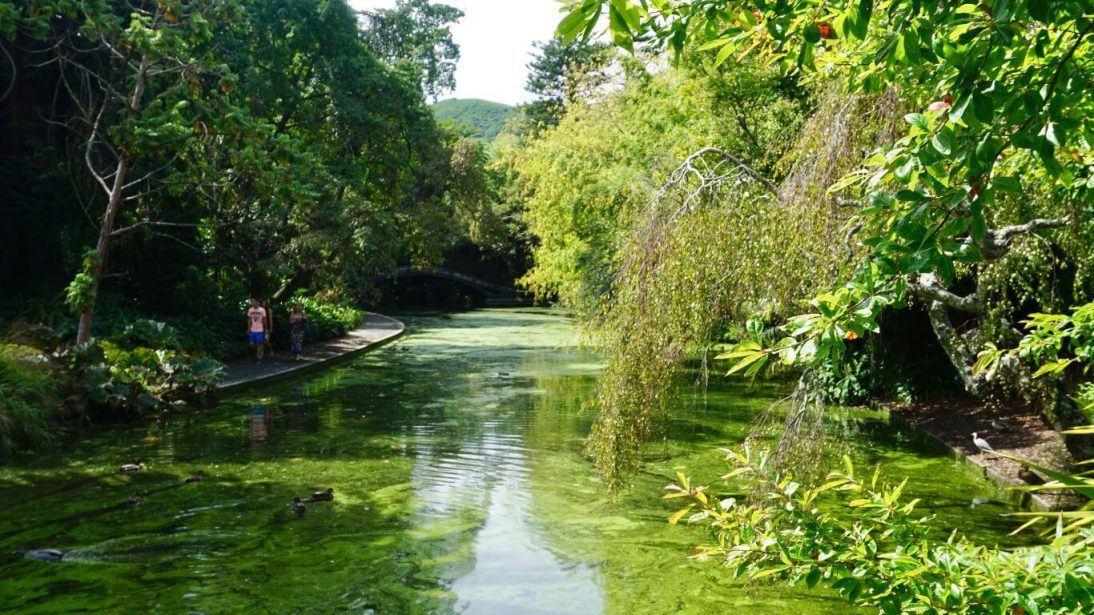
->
<box><xmin>350</xmin><ymin>0</ymin><xmax>566</xmax><ymax>105</ymax></box>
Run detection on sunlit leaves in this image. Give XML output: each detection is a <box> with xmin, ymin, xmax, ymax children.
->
<box><xmin>976</xmin><ymin>303</ymin><xmax>1094</xmax><ymax>380</ymax></box>
<box><xmin>669</xmin><ymin>446</ymin><xmax>1094</xmax><ymax>613</ymax></box>
<box><xmin>562</xmin><ymin>0</ymin><xmax>1092</xmax><ymax>382</ymax></box>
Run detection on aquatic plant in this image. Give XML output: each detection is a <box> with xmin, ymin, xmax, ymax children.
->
<box><xmin>56</xmin><ymin>320</ymin><xmax>225</xmax><ymax>416</ymax></box>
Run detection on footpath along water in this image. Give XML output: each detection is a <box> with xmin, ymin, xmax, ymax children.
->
<box><xmin>0</xmin><ymin>309</ymin><xmax>1032</xmax><ymax>613</ymax></box>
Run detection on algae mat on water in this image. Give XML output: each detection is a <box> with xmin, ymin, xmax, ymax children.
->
<box><xmin>0</xmin><ymin>309</ymin><xmax>1030</xmax><ymax>614</ymax></box>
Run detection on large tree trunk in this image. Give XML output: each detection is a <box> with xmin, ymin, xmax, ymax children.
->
<box><xmin>924</xmin><ymin>298</ymin><xmax>984</xmax><ymax>396</ymax></box>
<box><xmin>908</xmin><ymin>216</ymin><xmax>1068</xmax><ymax>397</ymax></box>
<box><xmin>74</xmin><ymin>56</ymin><xmax>148</xmax><ymax>344</ymax></box>
<box><xmin>76</xmin><ymin>155</ymin><xmax>129</xmax><ymax>344</ymax></box>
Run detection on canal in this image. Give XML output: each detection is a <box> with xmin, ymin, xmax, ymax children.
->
<box><xmin>0</xmin><ymin>309</ymin><xmax>1026</xmax><ymax>613</ymax></box>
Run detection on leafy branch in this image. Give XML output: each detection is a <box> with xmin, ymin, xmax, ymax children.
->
<box><xmin>666</xmin><ymin>446</ymin><xmax>1094</xmax><ymax>614</ymax></box>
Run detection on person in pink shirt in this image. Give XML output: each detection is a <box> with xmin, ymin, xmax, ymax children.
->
<box><xmin>246</xmin><ymin>299</ymin><xmax>269</xmax><ymax>363</ymax></box>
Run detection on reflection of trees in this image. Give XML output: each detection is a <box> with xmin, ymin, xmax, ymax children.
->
<box><xmin>520</xmin><ymin>359</ymin><xmax>851</xmax><ymax>614</ymax></box>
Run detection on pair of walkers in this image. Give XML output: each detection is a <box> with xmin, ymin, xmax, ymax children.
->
<box><xmin>246</xmin><ymin>300</ymin><xmax>309</xmax><ymax>363</ymax></box>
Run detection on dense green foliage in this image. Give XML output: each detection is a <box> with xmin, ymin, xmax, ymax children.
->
<box><xmin>270</xmin><ymin>293</ymin><xmax>364</xmax><ymax>351</ymax></box>
<box><xmin>568</xmin><ymin>1</ymin><xmax>1093</xmax><ymax>392</ymax></box>
<box><xmin>361</xmin><ymin>0</ymin><xmax>463</xmax><ymax>100</ymax></box>
<box><xmin>0</xmin><ymin>0</ymin><xmax>505</xmax><ymax>453</ymax></box>
<box><xmin>520</xmin><ymin>37</ymin><xmax>613</xmax><ymax>129</ymax></box>
<box><xmin>530</xmin><ymin>0</ymin><xmax>1094</xmax><ymax>611</ymax></box>
<box><xmin>432</xmin><ymin>98</ymin><xmax>517</xmax><ymax>141</ymax></box>
<box><xmin>0</xmin><ymin>345</ymin><xmax>56</xmax><ymax>455</ymax></box>
<box><xmin>56</xmin><ymin>320</ymin><xmax>226</xmax><ymax>415</ymax></box>
<box><xmin>1</xmin><ymin>0</ymin><xmax>493</xmax><ymax>333</ymax></box>
<box><xmin>0</xmin><ymin>319</ymin><xmax>225</xmax><ymax>454</ymax></box>
<box><xmin>668</xmin><ymin>447</ymin><xmax>1094</xmax><ymax>614</ymax></box>
<box><xmin>545</xmin><ymin>0</ymin><xmax>1092</xmax><ymax>486</ymax></box>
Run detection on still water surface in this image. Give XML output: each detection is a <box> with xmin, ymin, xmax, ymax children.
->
<box><xmin>0</xmin><ymin>310</ymin><xmax>1025</xmax><ymax>613</ymax></box>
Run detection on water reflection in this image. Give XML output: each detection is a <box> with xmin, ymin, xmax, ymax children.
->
<box><xmin>0</xmin><ymin>309</ymin><xmax>1029</xmax><ymax>615</ymax></box>
<box><xmin>249</xmin><ymin>403</ymin><xmax>269</xmax><ymax>444</ymax></box>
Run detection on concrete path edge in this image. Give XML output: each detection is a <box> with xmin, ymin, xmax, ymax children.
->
<box><xmin>886</xmin><ymin>411</ymin><xmax>1055</xmax><ymax>512</ymax></box>
<box><xmin>217</xmin><ymin>312</ymin><xmax>405</xmax><ymax>393</ymax></box>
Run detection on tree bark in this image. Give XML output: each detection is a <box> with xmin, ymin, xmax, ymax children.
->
<box><xmin>907</xmin><ymin>214</ymin><xmax>1067</xmax><ymax>397</ymax></box>
<box><xmin>909</xmin><ymin>272</ymin><xmax>986</xmax><ymax>395</ymax></box>
<box><xmin>924</xmin><ymin>298</ymin><xmax>985</xmax><ymax>396</ymax></box>
<box><xmin>76</xmin><ymin>154</ymin><xmax>129</xmax><ymax>344</ymax></box>
<box><xmin>74</xmin><ymin>56</ymin><xmax>148</xmax><ymax>344</ymax></box>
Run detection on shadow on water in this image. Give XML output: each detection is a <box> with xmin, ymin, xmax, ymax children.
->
<box><xmin>0</xmin><ymin>309</ymin><xmax>1038</xmax><ymax>613</ymax></box>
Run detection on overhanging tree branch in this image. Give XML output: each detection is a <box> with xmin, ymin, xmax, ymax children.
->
<box><xmin>110</xmin><ymin>219</ymin><xmax>206</xmax><ymax>238</ymax></box>
<box><xmin>976</xmin><ymin>217</ymin><xmax>1069</xmax><ymax>260</ymax></box>
<box><xmin>908</xmin><ymin>272</ymin><xmax>982</xmax><ymax>313</ymax></box>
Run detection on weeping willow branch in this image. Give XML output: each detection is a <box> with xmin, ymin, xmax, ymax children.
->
<box><xmin>745</xmin><ymin>372</ymin><xmax>833</xmax><ymax>481</ymax></box>
<box><xmin>586</xmin><ymin>87</ymin><xmax>908</xmax><ymax>492</ymax></box>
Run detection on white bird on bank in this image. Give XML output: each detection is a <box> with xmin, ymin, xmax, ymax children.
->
<box><xmin>971</xmin><ymin>432</ymin><xmax>994</xmax><ymax>453</ymax></box>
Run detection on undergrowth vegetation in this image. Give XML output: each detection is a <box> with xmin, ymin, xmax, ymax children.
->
<box><xmin>667</xmin><ymin>448</ymin><xmax>1094</xmax><ymax>614</ymax></box>
<box><xmin>0</xmin><ymin>344</ymin><xmax>57</xmax><ymax>456</ymax></box>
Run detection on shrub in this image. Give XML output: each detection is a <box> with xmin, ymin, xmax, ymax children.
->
<box><xmin>271</xmin><ymin>292</ymin><xmax>364</xmax><ymax>349</ymax></box>
<box><xmin>667</xmin><ymin>447</ymin><xmax>1094</xmax><ymax>614</ymax></box>
<box><xmin>0</xmin><ymin>344</ymin><xmax>57</xmax><ymax>455</ymax></box>
<box><xmin>57</xmin><ymin>319</ymin><xmax>225</xmax><ymax>416</ymax></box>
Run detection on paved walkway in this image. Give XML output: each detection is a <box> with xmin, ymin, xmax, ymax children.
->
<box><xmin>218</xmin><ymin>312</ymin><xmax>405</xmax><ymax>391</ymax></box>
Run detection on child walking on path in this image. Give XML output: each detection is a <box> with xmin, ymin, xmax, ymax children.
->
<box><xmin>247</xmin><ymin>299</ymin><xmax>269</xmax><ymax>363</ymax></box>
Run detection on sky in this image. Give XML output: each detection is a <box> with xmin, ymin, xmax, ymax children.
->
<box><xmin>350</xmin><ymin>0</ymin><xmax>566</xmax><ymax>105</ymax></box>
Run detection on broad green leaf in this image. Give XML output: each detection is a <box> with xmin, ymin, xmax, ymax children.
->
<box><xmin>971</xmin><ymin>90</ymin><xmax>994</xmax><ymax>124</ymax></box>
<box><xmin>931</xmin><ymin>127</ymin><xmax>955</xmax><ymax>155</ymax></box>
<box><xmin>991</xmin><ymin>176</ymin><xmax>1021</xmax><ymax>192</ymax></box>
<box><xmin>557</xmin><ymin>5</ymin><xmax>593</xmax><ymax>41</ymax></box>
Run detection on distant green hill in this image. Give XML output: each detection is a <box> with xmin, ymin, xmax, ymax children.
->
<box><xmin>432</xmin><ymin>99</ymin><xmax>517</xmax><ymax>141</ymax></box>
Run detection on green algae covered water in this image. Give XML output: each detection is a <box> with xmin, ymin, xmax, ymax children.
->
<box><xmin>0</xmin><ymin>310</ymin><xmax>1030</xmax><ymax>614</ymax></box>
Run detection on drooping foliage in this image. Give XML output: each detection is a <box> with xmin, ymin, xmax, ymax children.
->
<box><xmin>504</xmin><ymin>47</ymin><xmax>924</xmax><ymax>486</ymax></box>
<box><xmin>538</xmin><ymin>0</ymin><xmax>1094</xmax><ymax>609</ymax></box>
<box><xmin>549</xmin><ymin>0</ymin><xmax>1092</xmax><ymax>489</ymax></box>
<box><xmin>502</xmin><ymin>58</ymin><xmax>805</xmax><ymax>311</ymax></box>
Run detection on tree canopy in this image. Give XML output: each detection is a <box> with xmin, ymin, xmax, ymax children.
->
<box><xmin>545</xmin><ymin>0</ymin><xmax>1092</xmax><ymax>487</ymax></box>
<box><xmin>0</xmin><ymin>0</ymin><xmax>502</xmax><ymax>351</ymax></box>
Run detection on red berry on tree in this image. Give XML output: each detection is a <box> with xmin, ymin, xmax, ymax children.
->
<box><xmin>818</xmin><ymin>22</ymin><xmax>836</xmax><ymax>39</ymax></box>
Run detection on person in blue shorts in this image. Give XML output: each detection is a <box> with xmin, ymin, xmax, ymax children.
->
<box><xmin>247</xmin><ymin>299</ymin><xmax>269</xmax><ymax>363</ymax></box>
